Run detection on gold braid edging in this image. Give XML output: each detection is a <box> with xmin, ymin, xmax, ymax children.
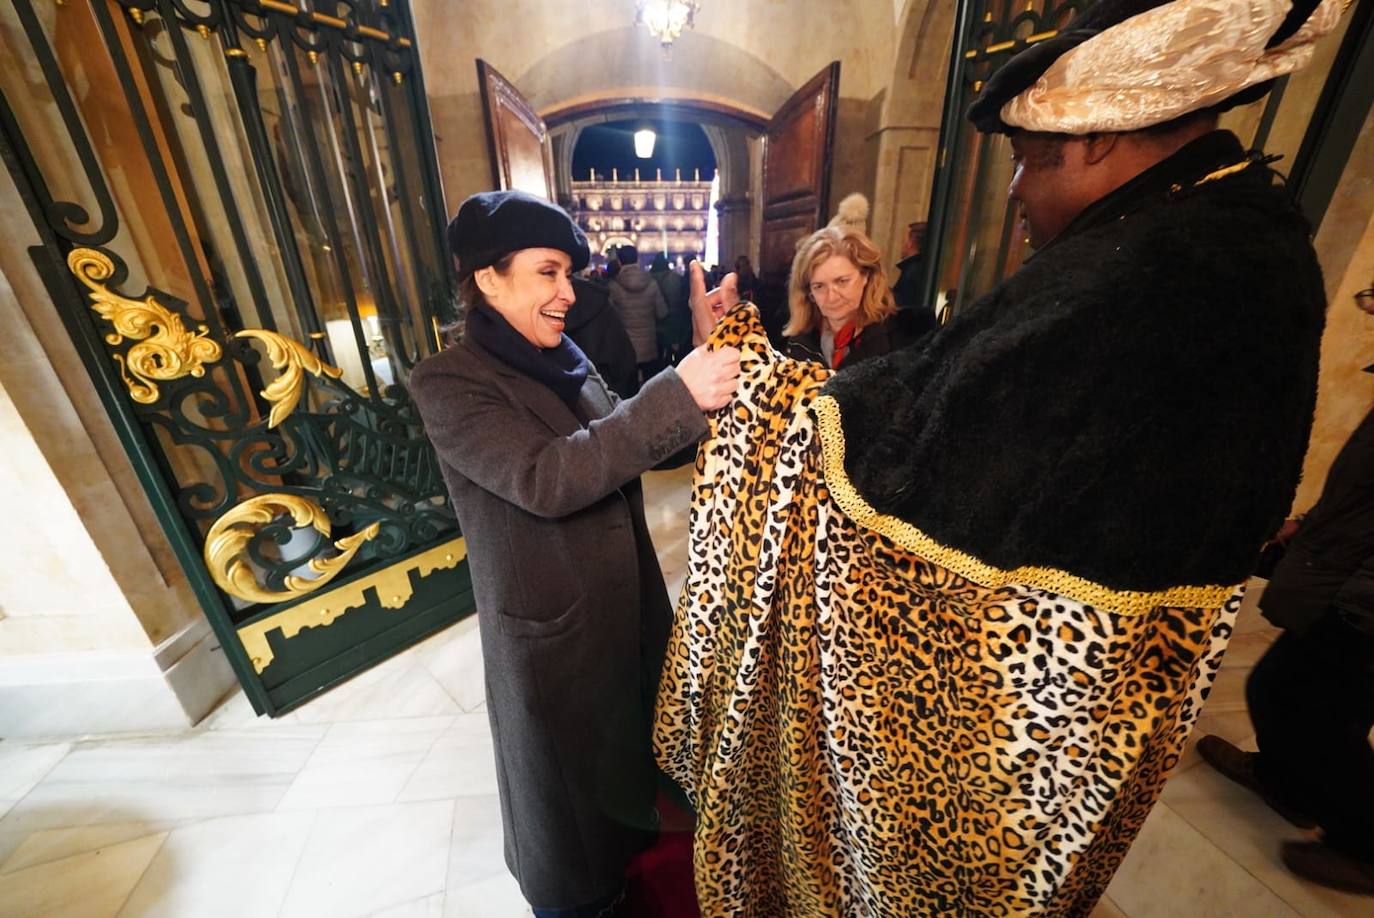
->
<box><xmin>810</xmin><ymin>395</ymin><xmax>1235</xmax><ymax>617</ymax></box>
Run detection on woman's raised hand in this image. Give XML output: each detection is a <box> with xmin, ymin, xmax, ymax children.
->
<box><xmin>677</xmin><ymin>344</ymin><xmax>742</xmax><ymax>411</ymax></box>
<box><xmin>690</xmin><ymin>262</ymin><xmax>741</xmax><ymax>346</ymax></box>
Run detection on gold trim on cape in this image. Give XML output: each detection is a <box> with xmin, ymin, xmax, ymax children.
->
<box><xmin>810</xmin><ymin>394</ymin><xmax>1236</xmax><ymax>616</ymax></box>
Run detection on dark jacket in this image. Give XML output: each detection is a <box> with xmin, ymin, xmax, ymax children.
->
<box><xmin>652</xmin><ymin>268</ymin><xmax>692</xmax><ymax>356</ymax></box>
<box><xmin>890</xmin><ymin>252</ymin><xmax>927</xmax><ymax>312</ymax></box>
<box><xmin>1262</xmin><ymin>404</ymin><xmax>1374</xmax><ymax>635</ymax></box>
<box><xmin>568</xmin><ymin>277</ymin><xmax>638</xmax><ymax>399</ymax></box>
<box><xmin>784</xmin><ymin>309</ymin><xmax>931</xmax><ymax>369</ymax></box>
<box><xmin>610</xmin><ymin>265</ymin><xmax>668</xmax><ymax>364</ymax></box>
<box><xmin>825</xmin><ymin>131</ymin><xmax>1325</xmax><ymax>594</ymax></box>
<box><xmin>408</xmin><ymin>338</ymin><xmax>707</xmax><ymax>908</ymax></box>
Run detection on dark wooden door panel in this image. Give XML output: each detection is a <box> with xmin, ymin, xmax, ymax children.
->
<box><xmin>758</xmin><ymin>211</ymin><xmax>820</xmax><ymax>283</ymax></box>
<box><xmin>476</xmin><ymin>59</ymin><xmax>554</xmax><ymax>199</ymax></box>
<box><xmin>764</xmin><ymin>101</ymin><xmax>824</xmax><ymax>206</ymax></box>
<box><xmin>756</xmin><ymin>62</ymin><xmax>840</xmax><ymax>340</ymax></box>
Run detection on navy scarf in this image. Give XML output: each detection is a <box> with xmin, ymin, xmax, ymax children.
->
<box><xmin>466</xmin><ymin>304</ymin><xmax>591</xmax><ymax>409</ymax></box>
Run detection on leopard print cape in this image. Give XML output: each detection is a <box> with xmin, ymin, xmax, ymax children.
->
<box><xmin>653</xmin><ymin>305</ymin><xmax>1240</xmax><ymax>916</ymax></box>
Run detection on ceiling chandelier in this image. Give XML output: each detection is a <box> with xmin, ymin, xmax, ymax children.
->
<box><xmin>635</xmin><ymin>1</ymin><xmax>699</xmax><ymax>52</ymax></box>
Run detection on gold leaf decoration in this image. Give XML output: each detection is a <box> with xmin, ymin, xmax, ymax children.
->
<box><xmin>67</xmin><ymin>247</ymin><xmax>223</xmax><ymax>404</ymax></box>
<box><xmin>235</xmin><ymin>329</ymin><xmax>343</xmax><ymax>427</ymax></box>
<box><xmin>204</xmin><ymin>493</ymin><xmax>380</xmax><ymax>605</ymax></box>
<box><xmin>235</xmin><ymin>536</ymin><xmax>467</xmax><ymax>673</ymax></box>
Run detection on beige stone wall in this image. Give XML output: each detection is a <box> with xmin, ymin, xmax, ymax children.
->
<box><xmin>0</xmin><ymin>198</ymin><xmax>201</xmax><ymax>654</ymax></box>
<box><xmin>0</xmin><ymin>166</ymin><xmax>230</xmax><ymax>736</ymax></box>
<box><xmin>0</xmin><ymin>378</ymin><xmax>147</xmax><ymax>655</ymax></box>
<box><xmin>868</xmin><ymin>0</ymin><xmax>955</xmax><ymax>272</ymax></box>
<box><xmin>1294</xmin><ymin>100</ymin><xmax>1374</xmax><ymax>513</ymax></box>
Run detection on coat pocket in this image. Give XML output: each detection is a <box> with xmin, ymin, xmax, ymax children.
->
<box><xmin>497</xmin><ymin>593</ymin><xmax>588</xmax><ymax>639</ymax></box>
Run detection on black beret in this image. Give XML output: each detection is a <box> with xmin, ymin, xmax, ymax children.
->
<box><xmin>967</xmin><ymin>0</ymin><xmax>1325</xmax><ymax>134</ymax></box>
<box><xmin>447</xmin><ymin>190</ymin><xmax>590</xmax><ymax>278</ymax></box>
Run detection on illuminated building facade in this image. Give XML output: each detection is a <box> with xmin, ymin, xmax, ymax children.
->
<box><xmin>570</xmin><ymin>169</ymin><xmax>714</xmax><ymax>265</ymax></box>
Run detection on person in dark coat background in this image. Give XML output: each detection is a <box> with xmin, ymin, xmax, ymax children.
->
<box><xmin>568</xmin><ymin>275</ymin><xmax>638</xmax><ymax>399</ymax></box>
<box><xmin>889</xmin><ymin>220</ymin><xmax>939</xmax><ymax>340</ymax></box>
<box><xmin>649</xmin><ymin>253</ymin><xmax>691</xmax><ymax>367</ymax></box>
<box><xmin>732</xmin><ymin>255</ymin><xmax>758</xmax><ymax>303</ymax></box>
<box><xmin>1199</xmin><ymin>283</ymin><xmax>1374</xmax><ymax>896</ymax></box>
<box><xmin>408</xmin><ymin>190</ymin><xmax>740</xmax><ymax>917</ymax></box>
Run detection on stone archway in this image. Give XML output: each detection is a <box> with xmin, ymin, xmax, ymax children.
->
<box><xmin>412</xmin><ymin>2</ymin><xmax>907</xmax><ymax>258</ymax></box>
<box><xmin>512</xmin><ymin>27</ymin><xmax>795</xmax><ymax>119</ymax></box>
<box><xmin>544</xmin><ymin>97</ymin><xmax>762</xmax><ymax>266</ymax></box>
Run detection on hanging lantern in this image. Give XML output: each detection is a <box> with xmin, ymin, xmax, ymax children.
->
<box><xmin>634</xmin><ymin>128</ymin><xmax>657</xmax><ymax>158</ymax></box>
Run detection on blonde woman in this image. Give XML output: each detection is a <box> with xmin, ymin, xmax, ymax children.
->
<box><xmin>782</xmin><ymin>225</ymin><xmax>929</xmax><ymax>369</ymax></box>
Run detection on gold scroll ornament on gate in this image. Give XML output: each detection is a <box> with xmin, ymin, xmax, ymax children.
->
<box><xmin>66</xmin><ymin>246</ymin><xmax>378</xmax><ymax>606</ymax></box>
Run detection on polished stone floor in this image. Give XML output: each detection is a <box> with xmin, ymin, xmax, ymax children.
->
<box><xmin>0</xmin><ymin>465</ymin><xmax>1369</xmax><ymax>917</ymax></box>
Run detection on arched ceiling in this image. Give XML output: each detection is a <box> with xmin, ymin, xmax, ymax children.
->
<box><xmin>413</xmin><ymin>1</ymin><xmax>900</xmax><ymax>116</ymax></box>
<box><xmin>412</xmin><ymin>0</ymin><xmax>946</xmax><ymax>221</ymax></box>
<box><xmin>517</xmin><ymin>27</ymin><xmax>793</xmax><ymax>118</ymax></box>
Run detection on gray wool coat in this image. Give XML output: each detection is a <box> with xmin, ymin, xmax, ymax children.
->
<box><xmin>407</xmin><ymin>335</ymin><xmax>707</xmax><ymax>909</ymax></box>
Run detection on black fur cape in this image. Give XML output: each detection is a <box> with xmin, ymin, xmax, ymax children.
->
<box><xmin>823</xmin><ymin>132</ymin><xmax>1325</xmax><ymax>593</ymax></box>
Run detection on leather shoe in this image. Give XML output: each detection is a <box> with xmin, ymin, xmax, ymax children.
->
<box><xmin>1195</xmin><ymin>735</ymin><xmax>1316</xmax><ymax>829</ymax></box>
<box><xmin>1282</xmin><ymin>841</ymin><xmax>1374</xmax><ymax>895</ymax></box>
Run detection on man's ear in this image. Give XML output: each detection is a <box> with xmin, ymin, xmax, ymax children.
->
<box><xmin>1082</xmin><ymin>132</ymin><xmax>1119</xmax><ymax>165</ymax></box>
<box><xmin>473</xmin><ymin>265</ymin><xmax>501</xmax><ymax>300</ymax></box>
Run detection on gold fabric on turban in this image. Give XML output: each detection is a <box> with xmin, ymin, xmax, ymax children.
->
<box><xmin>1000</xmin><ymin>0</ymin><xmax>1344</xmax><ymax>134</ymax></box>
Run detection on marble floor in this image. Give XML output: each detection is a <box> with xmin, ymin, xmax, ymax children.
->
<box><xmin>1</xmin><ymin>465</ymin><xmax>1369</xmax><ymax>917</ymax></box>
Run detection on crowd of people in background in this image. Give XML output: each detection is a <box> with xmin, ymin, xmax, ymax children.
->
<box><xmin>567</xmin><ymin>195</ymin><xmax>939</xmax><ymax>395</ymax></box>
<box><xmin>573</xmin><ymin>245</ymin><xmax>766</xmax><ymax>394</ymax></box>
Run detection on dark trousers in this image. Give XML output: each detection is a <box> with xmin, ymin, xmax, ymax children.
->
<box><xmin>1247</xmin><ymin>614</ymin><xmax>1374</xmax><ymax>861</ymax></box>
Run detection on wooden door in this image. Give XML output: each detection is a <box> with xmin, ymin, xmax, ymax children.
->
<box><xmin>756</xmin><ymin>62</ymin><xmax>841</xmax><ymax>340</ymax></box>
<box><xmin>476</xmin><ymin>59</ymin><xmax>555</xmax><ymax>198</ymax></box>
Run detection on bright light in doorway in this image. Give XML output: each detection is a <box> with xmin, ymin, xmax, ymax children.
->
<box><xmin>634</xmin><ymin>128</ymin><xmax>656</xmax><ymax>159</ymax></box>
<box><xmin>705</xmin><ymin>171</ymin><xmax>720</xmax><ymax>268</ymax></box>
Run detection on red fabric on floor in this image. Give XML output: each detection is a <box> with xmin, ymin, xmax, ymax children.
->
<box><xmin>622</xmin><ymin>791</ymin><xmax>699</xmax><ymax>917</ymax></box>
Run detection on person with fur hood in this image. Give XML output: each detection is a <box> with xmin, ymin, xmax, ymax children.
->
<box><xmin>826</xmin><ymin>190</ymin><xmax>870</xmax><ymax>234</ymax></box>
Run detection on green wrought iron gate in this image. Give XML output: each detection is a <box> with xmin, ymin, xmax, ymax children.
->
<box><xmin>919</xmin><ymin>0</ymin><xmax>1094</xmax><ymax>321</ymax></box>
<box><xmin>0</xmin><ymin>0</ymin><xmax>470</xmax><ymax>716</ymax></box>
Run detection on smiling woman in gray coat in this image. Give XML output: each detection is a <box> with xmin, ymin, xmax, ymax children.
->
<box><xmin>407</xmin><ymin>190</ymin><xmax>739</xmax><ymax>917</ymax></box>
